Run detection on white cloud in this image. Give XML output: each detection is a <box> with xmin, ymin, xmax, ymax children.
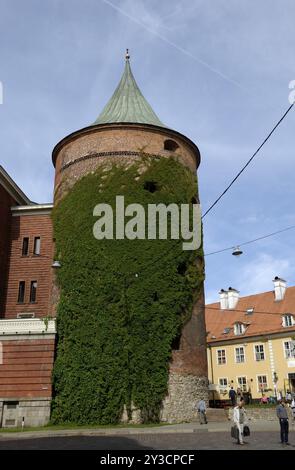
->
<box><xmin>238</xmin><ymin>253</ymin><xmax>292</xmax><ymax>296</ymax></box>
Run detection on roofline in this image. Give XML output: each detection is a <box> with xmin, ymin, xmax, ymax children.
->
<box><xmin>0</xmin><ymin>166</ymin><xmax>31</xmax><ymax>205</ymax></box>
<box><xmin>207</xmin><ymin>326</ymin><xmax>295</xmax><ymax>346</ymax></box>
<box><xmin>11</xmin><ymin>204</ymin><xmax>53</xmax><ymax>216</ymax></box>
<box><xmin>206</xmin><ymin>284</ymin><xmax>295</xmax><ymax>307</ymax></box>
<box><xmin>52</xmin><ymin>122</ymin><xmax>201</xmax><ymax>169</ymax></box>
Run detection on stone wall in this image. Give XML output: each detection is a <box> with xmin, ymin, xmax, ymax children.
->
<box><xmin>120</xmin><ymin>373</ymin><xmax>208</xmax><ymax>424</ymax></box>
<box><xmin>161</xmin><ymin>373</ymin><xmax>208</xmax><ymax>423</ymax></box>
<box><xmin>0</xmin><ymin>399</ymin><xmax>51</xmax><ymax>428</ymax></box>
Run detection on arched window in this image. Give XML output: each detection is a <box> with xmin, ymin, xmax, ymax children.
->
<box><xmin>164</xmin><ymin>139</ymin><xmax>179</xmax><ymax>152</ymax></box>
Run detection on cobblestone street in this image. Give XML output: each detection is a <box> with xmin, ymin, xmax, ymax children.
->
<box><xmin>0</xmin><ymin>431</ymin><xmax>294</xmax><ymax>450</ymax></box>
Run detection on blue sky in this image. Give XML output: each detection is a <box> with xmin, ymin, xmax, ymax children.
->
<box><xmin>0</xmin><ymin>0</ymin><xmax>294</xmax><ymax>302</ymax></box>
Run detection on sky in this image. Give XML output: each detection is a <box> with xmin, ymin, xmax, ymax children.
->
<box><xmin>0</xmin><ymin>0</ymin><xmax>294</xmax><ymax>303</ymax></box>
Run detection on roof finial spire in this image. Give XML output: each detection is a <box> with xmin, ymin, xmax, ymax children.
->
<box><xmin>125</xmin><ymin>48</ymin><xmax>130</xmax><ymax>61</ymax></box>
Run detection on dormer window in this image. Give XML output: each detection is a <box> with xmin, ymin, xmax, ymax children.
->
<box><xmin>234</xmin><ymin>322</ymin><xmax>246</xmax><ymax>336</ymax></box>
<box><xmin>246</xmin><ymin>308</ymin><xmax>254</xmax><ymax>315</ymax></box>
<box><xmin>282</xmin><ymin>314</ymin><xmax>295</xmax><ymax>328</ymax></box>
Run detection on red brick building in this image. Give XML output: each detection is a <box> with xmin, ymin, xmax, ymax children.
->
<box><xmin>0</xmin><ymin>166</ymin><xmax>55</xmax><ymax>427</ymax></box>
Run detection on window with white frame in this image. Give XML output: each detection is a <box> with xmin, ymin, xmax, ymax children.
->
<box><xmin>282</xmin><ymin>314</ymin><xmax>295</xmax><ymax>327</ymax></box>
<box><xmin>33</xmin><ymin>237</ymin><xmax>41</xmax><ymax>255</ymax></box>
<box><xmin>235</xmin><ymin>346</ymin><xmax>245</xmax><ymax>363</ymax></box>
<box><xmin>237</xmin><ymin>376</ymin><xmax>247</xmax><ymax>392</ymax></box>
<box><xmin>255</xmin><ymin>344</ymin><xmax>265</xmax><ymax>361</ymax></box>
<box><xmin>284</xmin><ymin>341</ymin><xmax>295</xmax><ymax>359</ymax></box>
<box><xmin>219</xmin><ymin>378</ymin><xmax>228</xmax><ymax>389</ymax></box>
<box><xmin>234</xmin><ymin>322</ymin><xmax>246</xmax><ymax>335</ymax></box>
<box><xmin>217</xmin><ymin>349</ymin><xmax>226</xmax><ymax>365</ymax></box>
<box><xmin>257</xmin><ymin>375</ymin><xmax>268</xmax><ymax>392</ymax></box>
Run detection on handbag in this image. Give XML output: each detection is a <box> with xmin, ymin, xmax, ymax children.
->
<box><xmin>243</xmin><ymin>425</ymin><xmax>250</xmax><ymax>437</ymax></box>
<box><xmin>231</xmin><ymin>425</ymin><xmax>239</xmax><ymax>439</ymax></box>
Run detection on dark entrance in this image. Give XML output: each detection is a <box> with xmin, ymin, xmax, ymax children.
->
<box><xmin>288</xmin><ymin>373</ymin><xmax>295</xmax><ymax>393</ymax></box>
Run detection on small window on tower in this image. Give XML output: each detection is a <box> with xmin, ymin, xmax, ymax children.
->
<box><xmin>30</xmin><ymin>281</ymin><xmax>37</xmax><ymax>303</ymax></box>
<box><xmin>22</xmin><ymin>238</ymin><xmax>29</xmax><ymax>256</ymax></box>
<box><xmin>164</xmin><ymin>139</ymin><xmax>179</xmax><ymax>152</ymax></box>
<box><xmin>143</xmin><ymin>181</ymin><xmax>158</xmax><ymax>193</ymax></box>
<box><xmin>172</xmin><ymin>334</ymin><xmax>181</xmax><ymax>350</ymax></box>
<box><xmin>33</xmin><ymin>237</ymin><xmax>41</xmax><ymax>255</ymax></box>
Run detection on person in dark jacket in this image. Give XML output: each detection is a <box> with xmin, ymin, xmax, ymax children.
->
<box><xmin>276</xmin><ymin>399</ymin><xmax>290</xmax><ymax>445</ymax></box>
<box><xmin>229</xmin><ymin>387</ymin><xmax>237</xmax><ymax>406</ymax></box>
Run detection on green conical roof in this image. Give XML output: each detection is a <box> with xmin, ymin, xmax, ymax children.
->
<box><xmin>93</xmin><ymin>56</ymin><xmax>165</xmax><ymax>128</ymax></box>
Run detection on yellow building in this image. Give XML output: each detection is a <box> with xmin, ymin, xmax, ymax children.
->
<box><xmin>205</xmin><ymin>277</ymin><xmax>295</xmax><ymax>404</ymax></box>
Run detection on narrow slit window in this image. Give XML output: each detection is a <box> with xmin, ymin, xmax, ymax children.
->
<box><xmin>22</xmin><ymin>238</ymin><xmax>29</xmax><ymax>256</ymax></box>
<box><xmin>17</xmin><ymin>281</ymin><xmax>25</xmax><ymax>303</ymax></box>
<box><xmin>33</xmin><ymin>237</ymin><xmax>41</xmax><ymax>255</ymax></box>
<box><xmin>172</xmin><ymin>334</ymin><xmax>181</xmax><ymax>350</ymax></box>
<box><xmin>30</xmin><ymin>281</ymin><xmax>37</xmax><ymax>303</ymax></box>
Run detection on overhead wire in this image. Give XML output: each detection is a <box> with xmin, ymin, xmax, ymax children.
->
<box><xmin>202</xmin><ymin>102</ymin><xmax>294</xmax><ymax>219</ymax></box>
<box><xmin>205</xmin><ymin>224</ymin><xmax>295</xmax><ymax>256</ymax></box>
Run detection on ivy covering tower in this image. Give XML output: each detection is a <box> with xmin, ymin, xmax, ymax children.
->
<box><xmin>51</xmin><ymin>51</ymin><xmax>208</xmax><ymax>424</ymax></box>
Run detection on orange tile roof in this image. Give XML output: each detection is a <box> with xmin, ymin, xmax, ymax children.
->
<box><xmin>205</xmin><ymin>285</ymin><xmax>295</xmax><ymax>343</ymax></box>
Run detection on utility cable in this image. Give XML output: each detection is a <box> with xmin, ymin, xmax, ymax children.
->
<box><xmin>202</xmin><ymin>103</ymin><xmax>294</xmax><ymax>219</ymax></box>
<box><xmin>205</xmin><ymin>223</ymin><xmax>295</xmax><ymax>256</ymax></box>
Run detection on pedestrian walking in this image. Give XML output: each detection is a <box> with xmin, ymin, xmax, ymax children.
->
<box><xmin>196</xmin><ymin>398</ymin><xmax>207</xmax><ymax>424</ymax></box>
<box><xmin>229</xmin><ymin>387</ymin><xmax>237</xmax><ymax>406</ymax></box>
<box><xmin>286</xmin><ymin>390</ymin><xmax>292</xmax><ymax>403</ymax></box>
<box><xmin>276</xmin><ymin>399</ymin><xmax>290</xmax><ymax>445</ymax></box>
<box><xmin>291</xmin><ymin>399</ymin><xmax>295</xmax><ymax>422</ymax></box>
<box><xmin>233</xmin><ymin>398</ymin><xmax>248</xmax><ymax>445</ymax></box>
<box><xmin>236</xmin><ymin>388</ymin><xmax>244</xmax><ymax>404</ymax></box>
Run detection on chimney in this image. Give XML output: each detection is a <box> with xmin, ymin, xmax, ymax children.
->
<box><xmin>219</xmin><ymin>289</ymin><xmax>228</xmax><ymax>310</ymax></box>
<box><xmin>227</xmin><ymin>287</ymin><xmax>239</xmax><ymax>309</ymax></box>
<box><xmin>273</xmin><ymin>276</ymin><xmax>287</xmax><ymax>301</ymax></box>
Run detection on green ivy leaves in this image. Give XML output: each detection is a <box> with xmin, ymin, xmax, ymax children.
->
<box><xmin>51</xmin><ymin>156</ymin><xmax>204</xmax><ymax>424</ymax></box>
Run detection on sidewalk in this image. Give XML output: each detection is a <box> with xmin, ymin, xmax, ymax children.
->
<box><xmin>0</xmin><ymin>419</ymin><xmax>294</xmax><ymax>440</ymax></box>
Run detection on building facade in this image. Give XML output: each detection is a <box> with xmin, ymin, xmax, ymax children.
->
<box><xmin>0</xmin><ymin>54</ymin><xmax>208</xmax><ymax>426</ymax></box>
<box><xmin>0</xmin><ymin>166</ymin><xmax>56</xmax><ymax>427</ymax></box>
<box><xmin>206</xmin><ymin>277</ymin><xmax>295</xmax><ymax>404</ymax></box>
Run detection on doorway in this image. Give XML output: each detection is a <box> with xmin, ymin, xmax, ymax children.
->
<box><xmin>288</xmin><ymin>373</ymin><xmax>295</xmax><ymax>393</ymax></box>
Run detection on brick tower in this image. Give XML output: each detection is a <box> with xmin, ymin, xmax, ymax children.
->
<box><xmin>52</xmin><ymin>52</ymin><xmax>208</xmax><ymax>423</ymax></box>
